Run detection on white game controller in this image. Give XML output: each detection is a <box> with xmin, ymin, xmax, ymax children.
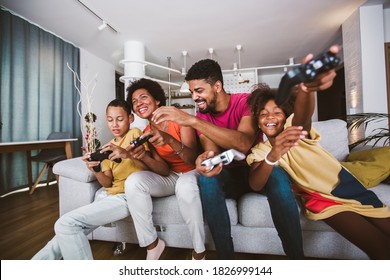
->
<box><xmin>201</xmin><ymin>149</ymin><xmax>246</xmax><ymax>171</ymax></box>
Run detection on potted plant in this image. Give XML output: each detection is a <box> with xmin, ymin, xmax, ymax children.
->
<box><xmin>346</xmin><ymin>113</ymin><xmax>389</xmax><ymax>150</ymax></box>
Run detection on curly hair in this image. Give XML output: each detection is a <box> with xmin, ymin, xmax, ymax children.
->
<box><xmin>106</xmin><ymin>99</ymin><xmax>132</xmax><ymax>115</ymax></box>
<box><xmin>185</xmin><ymin>59</ymin><xmax>224</xmax><ymax>87</ymax></box>
<box><xmin>126</xmin><ymin>78</ymin><xmax>166</xmax><ymax>108</ymax></box>
<box><xmin>248</xmin><ymin>83</ymin><xmax>295</xmax><ymax>121</ymax></box>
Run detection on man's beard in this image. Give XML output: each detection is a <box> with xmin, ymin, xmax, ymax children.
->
<box><xmin>197</xmin><ymin>92</ymin><xmax>218</xmax><ymax>114</ymax></box>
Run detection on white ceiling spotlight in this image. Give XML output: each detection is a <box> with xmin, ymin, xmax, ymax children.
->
<box><xmin>98</xmin><ymin>20</ymin><xmax>107</xmax><ymax>31</ymax></box>
<box><xmin>77</xmin><ymin>0</ymin><xmax>118</xmax><ymax>33</ymax></box>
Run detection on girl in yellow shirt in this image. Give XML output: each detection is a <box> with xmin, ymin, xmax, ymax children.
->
<box><xmin>246</xmin><ymin>48</ymin><xmax>390</xmax><ymax>259</ymax></box>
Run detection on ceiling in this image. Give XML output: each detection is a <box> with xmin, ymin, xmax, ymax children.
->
<box><xmin>0</xmin><ymin>0</ymin><xmax>389</xmax><ymax>81</ymax></box>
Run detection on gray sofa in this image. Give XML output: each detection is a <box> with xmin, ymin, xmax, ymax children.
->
<box><xmin>53</xmin><ymin>119</ymin><xmax>390</xmax><ymax>259</ymax></box>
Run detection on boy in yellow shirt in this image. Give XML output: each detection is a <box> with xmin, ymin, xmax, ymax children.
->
<box><xmin>32</xmin><ymin>99</ymin><xmax>169</xmax><ymax>259</ymax></box>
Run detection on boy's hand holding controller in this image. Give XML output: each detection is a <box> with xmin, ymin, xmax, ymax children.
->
<box><xmin>100</xmin><ymin>143</ymin><xmax>128</xmax><ymax>161</ymax></box>
<box><xmin>87</xmin><ymin>149</ymin><xmax>122</xmax><ymax>172</ymax></box>
<box><xmin>83</xmin><ymin>152</ymin><xmax>101</xmax><ymax>172</ymax></box>
<box><xmin>101</xmin><ymin>134</ymin><xmax>151</xmax><ymax>162</ymax></box>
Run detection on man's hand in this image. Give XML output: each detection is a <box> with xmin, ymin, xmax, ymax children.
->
<box><xmin>151</xmin><ymin>106</ymin><xmax>196</xmax><ymax>127</ymax></box>
<box><xmin>196</xmin><ymin>151</ymin><xmax>223</xmax><ymax>177</ymax></box>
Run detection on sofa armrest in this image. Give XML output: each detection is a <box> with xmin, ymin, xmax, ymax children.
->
<box><xmin>57</xmin><ymin>177</ymin><xmax>101</xmax><ymax>216</ymax></box>
<box><xmin>53</xmin><ymin>157</ymin><xmax>96</xmax><ymax>183</ymax></box>
<box><xmin>53</xmin><ymin>157</ymin><xmax>101</xmax><ymax>216</ymax></box>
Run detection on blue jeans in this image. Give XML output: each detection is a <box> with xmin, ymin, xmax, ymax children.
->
<box><xmin>262</xmin><ymin>166</ymin><xmax>304</xmax><ymax>259</ymax></box>
<box><xmin>198</xmin><ymin>165</ymin><xmax>304</xmax><ymax>259</ymax></box>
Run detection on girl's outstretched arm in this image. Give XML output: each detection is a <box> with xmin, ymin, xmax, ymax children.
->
<box><xmin>292</xmin><ymin>45</ymin><xmax>339</xmax><ymax>132</ymax></box>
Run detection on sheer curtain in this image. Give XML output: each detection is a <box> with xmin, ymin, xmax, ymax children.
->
<box><xmin>0</xmin><ymin>8</ymin><xmax>81</xmax><ymax>195</ymax></box>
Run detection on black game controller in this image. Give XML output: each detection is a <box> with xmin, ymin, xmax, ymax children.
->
<box><xmin>130</xmin><ymin>135</ymin><xmax>152</xmax><ymax>148</ymax></box>
<box><xmin>276</xmin><ymin>51</ymin><xmax>340</xmax><ymax>105</ymax></box>
<box><xmin>88</xmin><ymin>149</ymin><xmax>122</xmax><ymax>172</ymax></box>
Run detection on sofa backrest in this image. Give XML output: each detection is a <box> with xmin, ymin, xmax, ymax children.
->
<box><xmin>312</xmin><ymin>119</ymin><xmax>349</xmax><ymax>161</ymax></box>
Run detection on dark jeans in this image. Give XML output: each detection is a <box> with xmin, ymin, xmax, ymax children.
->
<box><xmin>198</xmin><ymin>165</ymin><xmax>304</xmax><ymax>259</ymax></box>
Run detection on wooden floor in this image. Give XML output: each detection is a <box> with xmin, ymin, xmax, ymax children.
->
<box><xmin>0</xmin><ymin>184</ymin><xmax>288</xmax><ymax>260</ymax></box>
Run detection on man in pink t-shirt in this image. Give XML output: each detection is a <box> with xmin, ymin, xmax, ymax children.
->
<box><xmin>196</xmin><ymin>93</ymin><xmax>251</xmax><ymax>131</ymax></box>
<box><xmin>152</xmin><ymin>59</ymin><xmax>304</xmax><ymax>260</ymax></box>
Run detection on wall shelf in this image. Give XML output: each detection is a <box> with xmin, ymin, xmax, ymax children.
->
<box><xmin>172</xmin><ymin>104</ymin><xmax>195</xmax><ymax>109</ymax></box>
<box><xmin>168</xmin><ymin>94</ymin><xmax>192</xmax><ymax>100</ymax></box>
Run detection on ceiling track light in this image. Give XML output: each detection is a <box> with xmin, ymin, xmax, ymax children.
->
<box><xmin>77</xmin><ymin>0</ymin><xmax>118</xmax><ymax>33</ymax></box>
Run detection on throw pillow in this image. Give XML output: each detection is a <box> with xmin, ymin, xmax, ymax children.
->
<box><xmin>341</xmin><ymin>146</ymin><xmax>390</xmax><ymax>188</ymax></box>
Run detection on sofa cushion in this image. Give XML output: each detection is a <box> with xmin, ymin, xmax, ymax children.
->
<box><xmin>312</xmin><ymin>119</ymin><xmax>349</xmax><ymax>161</ymax></box>
<box><xmin>53</xmin><ymin>157</ymin><xmax>96</xmax><ymax>183</ymax></box>
<box><xmin>152</xmin><ymin>196</ymin><xmax>238</xmax><ymax>226</ymax></box>
<box><xmin>238</xmin><ymin>193</ymin><xmax>274</xmax><ymax>227</ymax></box>
<box><xmin>341</xmin><ymin>147</ymin><xmax>390</xmax><ymax>188</ymax></box>
<box><xmin>238</xmin><ymin>193</ymin><xmax>330</xmax><ymax>231</ymax></box>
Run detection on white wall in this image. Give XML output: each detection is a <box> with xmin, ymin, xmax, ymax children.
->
<box><xmin>343</xmin><ymin>4</ymin><xmax>388</xmax><ymax>113</ymax></box>
<box><xmin>257</xmin><ymin>72</ymin><xmax>284</xmax><ymax>89</ymax></box>
<box><xmin>360</xmin><ymin>4</ymin><xmax>388</xmax><ymax>145</ymax></box>
<box><xmin>360</xmin><ymin>5</ymin><xmax>387</xmax><ymax>114</ymax></box>
<box><xmin>80</xmin><ymin>49</ymin><xmax>116</xmax><ymax>145</ymax></box>
<box><xmin>384</xmin><ymin>7</ymin><xmax>390</xmax><ymax>42</ymax></box>
<box><xmin>342</xmin><ymin>4</ymin><xmax>389</xmax><ymax>145</ymax></box>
